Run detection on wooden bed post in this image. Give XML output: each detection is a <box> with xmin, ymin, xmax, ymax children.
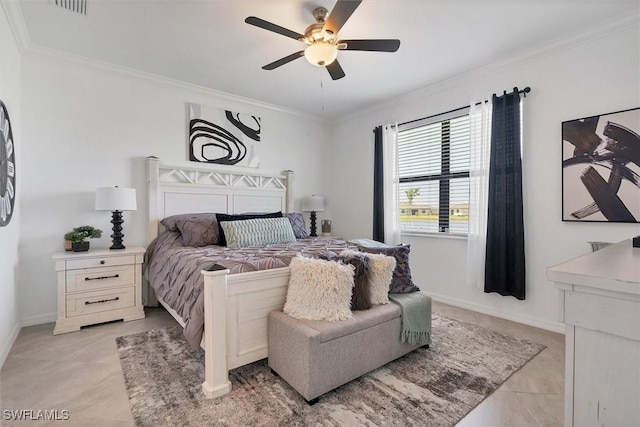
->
<box><xmin>283</xmin><ymin>170</ymin><xmax>294</xmax><ymax>213</ymax></box>
<box><xmin>145</xmin><ymin>156</ymin><xmax>160</xmax><ymax>307</ymax></box>
<box><xmin>146</xmin><ymin>156</ymin><xmax>160</xmax><ymax>244</ymax></box>
<box><xmin>201</xmin><ymin>267</ymin><xmax>232</xmax><ymax>398</ymax></box>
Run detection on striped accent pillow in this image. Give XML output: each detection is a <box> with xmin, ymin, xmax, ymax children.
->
<box><xmin>220</xmin><ymin>217</ymin><xmax>297</xmax><ymax>248</ymax></box>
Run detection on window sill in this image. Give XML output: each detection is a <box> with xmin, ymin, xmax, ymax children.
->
<box><xmin>401</xmin><ymin>231</ymin><xmax>468</xmax><ymax>241</ymax></box>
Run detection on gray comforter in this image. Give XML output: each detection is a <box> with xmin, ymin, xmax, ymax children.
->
<box><xmin>145</xmin><ymin>231</ymin><xmax>355</xmax><ymax>346</ymax></box>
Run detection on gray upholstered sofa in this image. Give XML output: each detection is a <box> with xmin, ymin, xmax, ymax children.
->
<box><xmin>268</xmin><ymin>299</ymin><xmax>430</xmax><ymax>403</ymax></box>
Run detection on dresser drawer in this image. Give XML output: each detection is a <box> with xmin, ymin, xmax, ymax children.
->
<box><xmin>66</xmin><ymin>265</ymin><xmax>135</xmax><ymax>293</ymax></box>
<box><xmin>66</xmin><ymin>287</ymin><xmax>135</xmax><ymax>317</ymax></box>
<box><xmin>65</xmin><ymin>255</ymin><xmax>136</xmax><ymax>270</ymax></box>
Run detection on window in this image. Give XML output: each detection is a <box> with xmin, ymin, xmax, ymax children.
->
<box><xmin>398</xmin><ymin>113</ymin><xmax>470</xmax><ymax>235</ymax></box>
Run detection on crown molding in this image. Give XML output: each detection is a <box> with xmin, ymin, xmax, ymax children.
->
<box><xmin>23</xmin><ymin>44</ymin><xmax>329</xmax><ymax>123</ymax></box>
<box><xmin>1</xmin><ymin>0</ymin><xmax>32</xmax><ymax>54</ymax></box>
<box><xmin>2</xmin><ymin>0</ymin><xmax>327</xmax><ymax>124</ymax></box>
<box><xmin>336</xmin><ymin>13</ymin><xmax>639</xmax><ymax>125</ymax></box>
<box><xmin>4</xmin><ymin>0</ymin><xmax>637</xmax><ymax>126</ymax></box>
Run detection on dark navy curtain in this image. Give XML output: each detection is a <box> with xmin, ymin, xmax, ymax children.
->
<box><xmin>484</xmin><ymin>89</ymin><xmax>526</xmax><ymax>300</ymax></box>
<box><xmin>373</xmin><ymin>126</ymin><xmax>385</xmax><ymax>242</ymax></box>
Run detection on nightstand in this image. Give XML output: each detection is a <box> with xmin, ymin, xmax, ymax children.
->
<box><xmin>52</xmin><ymin>247</ymin><xmax>146</xmax><ymax>335</ymax></box>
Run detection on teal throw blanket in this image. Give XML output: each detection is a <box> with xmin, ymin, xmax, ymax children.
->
<box><xmin>388</xmin><ymin>292</ymin><xmax>432</xmax><ymax>346</ymax></box>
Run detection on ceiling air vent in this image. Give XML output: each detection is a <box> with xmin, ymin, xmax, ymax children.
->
<box><xmin>51</xmin><ymin>0</ymin><xmax>87</xmax><ymax>15</ymax></box>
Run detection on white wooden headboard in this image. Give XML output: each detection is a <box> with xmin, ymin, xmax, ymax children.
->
<box><xmin>146</xmin><ymin>156</ymin><xmax>293</xmax><ymax>244</ymax></box>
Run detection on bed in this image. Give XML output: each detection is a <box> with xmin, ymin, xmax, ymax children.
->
<box><xmin>145</xmin><ymin>157</ymin><xmax>352</xmax><ymax>398</ymax></box>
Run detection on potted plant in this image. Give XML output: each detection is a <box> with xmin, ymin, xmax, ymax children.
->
<box><xmin>64</xmin><ymin>226</ymin><xmax>102</xmax><ymax>252</ymax></box>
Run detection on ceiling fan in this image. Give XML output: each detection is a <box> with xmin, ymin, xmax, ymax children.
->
<box><xmin>245</xmin><ymin>0</ymin><xmax>400</xmax><ymax>80</ymax></box>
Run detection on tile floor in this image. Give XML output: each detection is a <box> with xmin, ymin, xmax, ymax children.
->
<box><xmin>0</xmin><ymin>302</ymin><xmax>564</xmax><ymax>426</ymax></box>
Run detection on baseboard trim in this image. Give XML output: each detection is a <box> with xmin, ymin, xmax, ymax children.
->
<box><xmin>0</xmin><ymin>322</ymin><xmax>21</xmax><ymax>369</ymax></box>
<box><xmin>20</xmin><ymin>312</ymin><xmax>56</xmax><ymax>327</ymax></box>
<box><xmin>429</xmin><ymin>293</ymin><xmax>566</xmax><ymax>334</ymax></box>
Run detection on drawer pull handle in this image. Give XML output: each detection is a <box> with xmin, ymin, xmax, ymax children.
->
<box><xmin>100</xmin><ymin>260</ymin><xmax>105</xmax><ymax>265</ymax></box>
<box><xmin>85</xmin><ymin>274</ymin><xmax>120</xmax><ymax>281</ymax></box>
<box><xmin>85</xmin><ymin>297</ymin><xmax>120</xmax><ymax>305</ymax></box>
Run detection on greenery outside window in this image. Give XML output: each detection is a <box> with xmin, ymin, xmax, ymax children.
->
<box><xmin>398</xmin><ymin>112</ymin><xmax>470</xmax><ymax>235</ymax></box>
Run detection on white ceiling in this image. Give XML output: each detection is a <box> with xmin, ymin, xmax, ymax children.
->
<box><xmin>15</xmin><ymin>0</ymin><xmax>640</xmax><ymax>120</ymax></box>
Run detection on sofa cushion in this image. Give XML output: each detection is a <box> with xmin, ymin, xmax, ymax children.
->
<box><xmin>293</xmin><ymin>303</ymin><xmax>402</xmax><ymax>344</ymax></box>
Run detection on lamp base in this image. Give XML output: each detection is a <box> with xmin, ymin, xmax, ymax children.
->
<box><xmin>309</xmin><ymin>211</ymin><xmax>318</xmax><ymax>237</ymax></box>
<box><xmin>110</xmin><ymin>210</ymin><xmax>126</xmax><ymax>250</ymax></box>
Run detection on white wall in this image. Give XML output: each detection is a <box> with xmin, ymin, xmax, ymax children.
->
<box><xmin>329</xmin><ymin>23</ymin><xmax>640</xmax><ymax>332</ymax></box>
<box><xmin>0</xmin><ymin>2</ymin><xmax>22</xmax><ymax>367</ymax></box>
<box><xmin>18</xmin><ymin>54</ymin><xmax>330</xmax><ymax>325</ymax></box>
<box><xmin>9</xmin><ymin>15</ymin><xmax>640</xmax><ymax>335</ymax></box>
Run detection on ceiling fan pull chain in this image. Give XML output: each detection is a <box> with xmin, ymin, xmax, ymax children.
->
<box><xmin>320</xmin><ymin>74</ymin><xmax>325</xmax><ymax>113</ymax></box>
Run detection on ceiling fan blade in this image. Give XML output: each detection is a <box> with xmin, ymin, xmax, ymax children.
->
<box><xmin>326</xmin><ymin>60</ymin><xmax>346</xmax><ymax>80</ymax></box>
<box><xmin>262</xmin><ymin>51</ymin><xmax>305</xmax><ymax>70</ymax></box>
<box><xmin>323</xmin><ymin>0</ymin><xmax>362</xmax><ymax>36</ymax></box>
<box><xmin>245</xmin><ymin>16</ymin><xmax>304</xmax><ymax>41</ymax></box>
<box><xmin>338</xmin><ymin>39</ymin><xmax>401</xmax><ymax>52</ymax></box>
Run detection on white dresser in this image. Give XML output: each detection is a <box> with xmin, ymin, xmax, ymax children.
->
<box><xmin>547</xmin><ymin>239</ymin><xmax>640</xmax><ymax>426</ymax></box>
<box><xmin>53</xmin><ymin>246</ymin><xmax>146</xmax><ymax>335</ymax></box>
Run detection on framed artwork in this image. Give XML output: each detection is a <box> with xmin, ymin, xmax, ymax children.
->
<box><xmin>0</xmin><ymin>100</ymin><xmax>16</xmax><ymax>227</ymax></box>
<box><xmin>188</xmin><ymin>103</ymin><xmax>261</xmax><ymax>168</ymax></box>
<box><xmin>562</xmin><ymin>107</ymin><xmax>640</xmax><ymax>222</ymax></box>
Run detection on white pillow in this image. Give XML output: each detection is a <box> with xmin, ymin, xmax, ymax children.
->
<box><xmin>341</xmin><ymin>249</ymin><xmax>396</xmax><ymax>305</ymax></box>
<box><xmin>284</xmin><ymin>255</ymin><xmax>354</xmax><ymax>322</ymax></box>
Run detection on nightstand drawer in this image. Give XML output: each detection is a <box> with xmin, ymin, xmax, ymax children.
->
<box><xmin>66</xmin><ymin>287</ymin><xmax>135</xmax><ymax>317</ymax></box>
<box><xmin>66</xmin><ymin>265</ymin><xmax>135</xmax><ymax>293</ymax></box>
<box><xmin>66</xmin><ymin>255</ymin><xmax>136</xmax><ymax>270</ymax></box>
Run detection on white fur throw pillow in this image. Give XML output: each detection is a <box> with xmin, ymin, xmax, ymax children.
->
<box><xmin>284</xmin><ymin>255</ymin><xmax>354</xmax><ymax>322</ymax></box>
<box><xmin>341</xmin><ymin>249</ymin><xmax>396</xmax><ymax>305</ymax></box>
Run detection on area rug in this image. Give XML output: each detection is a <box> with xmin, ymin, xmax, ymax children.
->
<box><xmin>116</xmin><ymin>314</ymin><xmax>544</xmax><ymax>426</ymax></box>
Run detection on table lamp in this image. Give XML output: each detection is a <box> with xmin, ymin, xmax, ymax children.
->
<box><xmin>95</xmin><ymin>186</ymin><xmax>137</xmax><ymax>250</ymax></box>
<box><xmin>301</xmin><ymin>195</ymin><xmax>325</xmax><ymax>237</ymax></box>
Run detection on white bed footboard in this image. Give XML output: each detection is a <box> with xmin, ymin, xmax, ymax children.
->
<box><xmin>201</xmin><ymin>266</ymin><xmax>291</xmax><ymax>398</ymax></box>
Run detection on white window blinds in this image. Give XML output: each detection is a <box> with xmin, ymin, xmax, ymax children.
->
<box><xmin>398</xmin><ymin>114</ymin><xmax>470</xmax><ymax>234</ymax></box>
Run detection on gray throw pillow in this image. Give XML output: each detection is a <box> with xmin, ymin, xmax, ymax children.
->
<box><xmin>321</xmin><ymin>252</ymin><xmax>372</xmax><ymax>311</ymax></box>
<box><xmin>359</xmin><ymin>244</ymin><xmax>420</xmax><ymax>293</ymax></box>
<box><xmin>286</xmin><ymin>212</ymin><xmax>309</xmax><ymax>238</ymax></box>
<box><xmin>160</xmin><ymin>213</ymin><xmax>219</xmax><ymax>247</ymax></box>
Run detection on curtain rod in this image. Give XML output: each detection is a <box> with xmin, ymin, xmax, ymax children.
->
<box><xmin>398</xmin><ymin>86</ymin><xmax>531</xmax><ymax>127</ymax></box>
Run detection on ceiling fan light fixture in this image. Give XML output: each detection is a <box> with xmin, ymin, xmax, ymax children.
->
<box><xmin>304</xmin><ymin>42</ymin><xmax>338</xmax><ymax>67</ymax></box>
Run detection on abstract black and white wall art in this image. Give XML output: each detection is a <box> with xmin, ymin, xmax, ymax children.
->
<box><xmin>188</xmin><ymin>103</ymin><xmax>261</xmax><ymax>168</ymax></box>
<box><xmin>562</xmin><ymin>107</ymin><xmax>640</xmax><ymax>223</ymax></box>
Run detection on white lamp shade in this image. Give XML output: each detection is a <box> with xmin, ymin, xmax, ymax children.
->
<box><xmin>304</xmin><ymin>42</ymin><xmax>338</xmax><ymax>67</ymax></box>
<box><xmin>301</xmin><ymin>195</ymin><xmax>325</xmax><ymax>212</ymax></box>
<box><xmin>95</xmin><ymin>187</ymin><xmax>137</xmax><ymax>211</ymax></box>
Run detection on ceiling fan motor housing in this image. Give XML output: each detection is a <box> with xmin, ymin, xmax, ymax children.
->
<box><xmin>312</xmin><ymin>7</ymin><xmax>328</xmax><ymax>23</ymax></box>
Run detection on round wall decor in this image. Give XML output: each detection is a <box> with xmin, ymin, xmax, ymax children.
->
<box><xmin>0</xmin><ymin>100</ymin><xmax>16</xmax><ymax>227</ymax></box>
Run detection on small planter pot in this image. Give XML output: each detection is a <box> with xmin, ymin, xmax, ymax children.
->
<box><xmin>71</xmin><ymin>242</ymin><xmax>90</xmax><ymax>252</ymax></box>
